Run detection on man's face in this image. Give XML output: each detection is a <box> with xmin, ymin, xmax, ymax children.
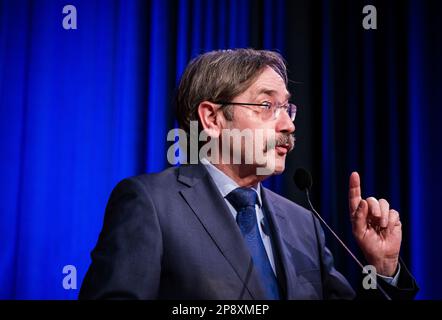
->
<box><xmin>220</xmin><ymin>66</ymin><xmax>296</xmax><ymax>175</ymax></box>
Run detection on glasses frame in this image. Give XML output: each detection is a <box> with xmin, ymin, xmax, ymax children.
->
<box><xmin>214</xmin><ymin>101</ymin><xmax>297</xmax><ymax>122</ymax></box>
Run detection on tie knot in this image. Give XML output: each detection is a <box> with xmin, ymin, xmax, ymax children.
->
<box><xmin>226</xmin><ymin>187</ymin><xmax>258</xmax><ymax>210</ymax></box>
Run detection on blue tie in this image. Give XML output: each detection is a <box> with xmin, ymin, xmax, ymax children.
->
<box><xmin>226</xmin><ymin>187</ymin><xmax>280</xmax><ymax>299</ymax></box>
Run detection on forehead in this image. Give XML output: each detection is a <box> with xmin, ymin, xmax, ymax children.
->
<box><xmin>246</xmin><ymin>66</ymin><xmax>291</xmax><ymax>100</ymax></box>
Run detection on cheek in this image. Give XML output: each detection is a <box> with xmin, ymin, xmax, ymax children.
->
<box><xmin>262</xmin><ymin>128</ymin><xmax>278</xmax><ymax>147</ymax></box>
<box><xmin>232</xmin><ymin>110</ymin><xmax>268</xmax><ymax>129</ymax></box>
<box><xmin>224</xmin><ymin>118</ymin><xmax>277</xmax><ymax>149</ymax></box>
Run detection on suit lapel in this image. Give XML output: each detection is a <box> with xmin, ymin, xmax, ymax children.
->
<box><xmin>177</xmin><ymin>164</ymin><xmax>267</xmax><ymax>300</ymax></box>
<box><xmin>261</xmin><ymin>188</ymin><xmax>300</xmax><ymax>299</ymax></box>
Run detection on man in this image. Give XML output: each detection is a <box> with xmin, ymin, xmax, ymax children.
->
<box><xmin>79</xmin><ymin>49</ymin><xmax>418</xmax><ymax>299</ymax></box>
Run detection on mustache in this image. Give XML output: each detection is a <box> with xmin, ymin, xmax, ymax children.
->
<box><xmin>265</xmin><ymin>133</ymin><xmax>296</xmax><ymax>152</ymax></box>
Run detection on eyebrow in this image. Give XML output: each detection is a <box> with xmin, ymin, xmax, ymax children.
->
<box><xmin>255</xmin><ymin>88</ymin><xmax>291</xmax><ymax>101</ymax></box>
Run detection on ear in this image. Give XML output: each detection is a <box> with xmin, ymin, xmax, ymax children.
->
<box><xmin>198</xmin><ymin>101</ymin><xmax>223</xmax><ymax>138</ymax></box>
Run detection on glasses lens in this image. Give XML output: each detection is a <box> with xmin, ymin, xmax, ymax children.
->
<box><xmin>277</xmin><ymin>104</ymin><xmax>296</xmax><ymax>121</ymax></box>
<box><xmin>289</xmin><ymin>104</ymin><xmax>297</xmax><ymax>121</ymax></box>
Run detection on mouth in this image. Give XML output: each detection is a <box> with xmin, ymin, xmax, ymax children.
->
<box><xmin>275</xmin><ymin>144</ymin><xmax>290</xmax><ymax>155</ymax></box>
<box><xmin>264</xmin><ymin>134</ymin><xmax>295</xmax><ymax>154</ymax></box>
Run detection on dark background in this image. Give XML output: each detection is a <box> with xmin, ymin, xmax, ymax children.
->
<box><xmin>0</xmin><ymin>0</ymin><xmax>441</xmax><ymax>299</ymax></box>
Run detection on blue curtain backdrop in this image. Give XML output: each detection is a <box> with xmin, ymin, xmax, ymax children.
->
<box><xmin>0</xmin><ymin>0</ymin><xmax>441</xmax><ymax>299</ymax></box>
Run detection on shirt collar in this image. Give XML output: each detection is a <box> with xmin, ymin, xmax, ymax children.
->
<box><xmin>201</xmin><ymin>158</ymin><xmax>263</xmax><ymax>207</ymax></box>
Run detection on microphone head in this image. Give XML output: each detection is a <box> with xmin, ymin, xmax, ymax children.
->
<box><xmin>293</xmin><ymin>168</ymin><xmax>313</xmax><ymax>191</ymax></box>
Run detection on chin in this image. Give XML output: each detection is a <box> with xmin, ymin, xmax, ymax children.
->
<box><xmin>273</xmin><ymin>164</ymin><xmax>285</xmax><ymax>175</ymax></box>
<box><xmin>272</xmin><ymin>156</ymin><xmax>286</xmax><ymax>175</ymax></box>
<box><xmin>255</xmin><ymin>149</ymin><xmax>287</xmax><ymax>176</ymax></box>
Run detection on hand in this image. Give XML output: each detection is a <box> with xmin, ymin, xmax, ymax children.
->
<box><xmin>348</xmin><ymin>172</ymin><xmax>402</xmax><ymax>277</ymax></box>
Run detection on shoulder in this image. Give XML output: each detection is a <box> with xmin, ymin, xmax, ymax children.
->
<box><xmin>108</xmin><ymin>164</ymin><xmax>208</xmax><ymax>206</ymax></box>
<box><xmin>129</xmin><ymin>166</ymin><xmax>180</xmax><ymax>191</ymax></box>
<box><xmin>110</xmin><ymin>166</ymin><xmax>179</xmax><ymax>194</ymax></box>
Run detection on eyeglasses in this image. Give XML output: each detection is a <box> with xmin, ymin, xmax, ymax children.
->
<box><xmin>215</xmin><ymin>101</ymin><xmax>297</xmax><ymax>122</ymax></box>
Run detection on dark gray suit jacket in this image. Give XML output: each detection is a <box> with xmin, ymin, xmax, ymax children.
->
<box><xmin>79</xmin><ymin>164</ymin><xmax>418</xmax><ymax>299</ymax></box>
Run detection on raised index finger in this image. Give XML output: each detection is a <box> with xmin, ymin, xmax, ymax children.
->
<box><xmin>349</xmin><ymin>171</ymin><xmax>362</xmax><ymax>215</ymax></box>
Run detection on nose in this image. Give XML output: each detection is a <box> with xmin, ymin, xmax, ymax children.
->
<box><xmin>275</xmin><ymin>110</ymin><xmax>295</xmax><ymax>134</ymax></box>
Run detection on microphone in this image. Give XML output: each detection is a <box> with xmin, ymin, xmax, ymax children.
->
<box><xmin>293</xmin><ymin>167</ymin><xmax>313</xmax><ymax>192</ymax></box>
<box><xmin>293</xmin><ymin>168</ymin><xmax>392</xmax><ymax>300</ymax></box>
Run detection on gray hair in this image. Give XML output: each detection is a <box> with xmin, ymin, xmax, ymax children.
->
<box><xmin>176</xmin><ymin>48</ymin><xmax>288</xmax><ymax>133</ymax></box>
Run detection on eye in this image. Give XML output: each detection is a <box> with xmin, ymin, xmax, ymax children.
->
<box><xmin>261</xmin><ymin>101</ymin><xmax>273</xmax><ymax>109</ymax></box>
